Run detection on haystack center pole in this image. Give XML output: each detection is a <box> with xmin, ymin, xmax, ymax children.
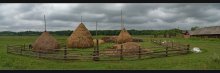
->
<box><xmin>121</xmin><ymin>9</ymin><xmax>123</xmax><ymax>30</ymax></box>
<box><xmin>96</xmin><ymin>21</ymin><xmax>98</xmax><ymax>38</ymax></box>
<box><xmin>44</xmin><ymin>14</ymin><xmax>47</xmax><ymax>32</ymax></box>
<box><xmin>95</xmin><ymin>21</ymin><xmax>98</xmax><ymax>51</ymax></box>
<box><xmin>95</xmin><ymin>21</ymin><xmax>99</xmax><ymax>61</ymax></box>
<box><xmin>81</xmin><ymin>16</ymin><xmax>82</xmax><ymax>23</ymax></box>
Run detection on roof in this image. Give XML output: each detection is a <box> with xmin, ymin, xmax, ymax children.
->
<box><xmin>190</xmin><ymin>26</ymin><xmax>220</xmax><ymax>35</ymax></box>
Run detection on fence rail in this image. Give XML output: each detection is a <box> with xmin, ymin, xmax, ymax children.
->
<box><xmin>6</xmin><ymin>39</ymin><xmax>190</xmax><ymax>61</ymax></box>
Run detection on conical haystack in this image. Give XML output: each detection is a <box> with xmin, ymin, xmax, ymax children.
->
<box><xmin>116</xmin><ymin>28</ymin><xmax>133</xmax><ymax>44</ymax></box>
<box><xmin>32</xmin><ymin>31</ymin><xmax>60</xmax><ymax>53</ymax></box>
<box><xmin>67</xmin><ymin>23</ymin><xmax>94</xmax><ymax>48</ymax></box>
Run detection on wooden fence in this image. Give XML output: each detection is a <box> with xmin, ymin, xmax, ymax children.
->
<box><xmin>6</xmin><ymin>39</ymin><xmax>190</xmax><ymax>61</ymax></box>
<box><xmin>150</xmin><ymin>39</ymin><xmax>190</xmax><ymax>54</ymax></box>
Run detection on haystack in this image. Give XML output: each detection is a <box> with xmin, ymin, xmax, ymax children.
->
<box><xmin>67</xmin><ymin>23</ymin><xmax>94</xmax><ymax>48</ymax></box>
<box><xmin>93</xmin><ymin>39</ymin><xmax>105</xmax><ymax>45</ymax></box>
<box><xmin>32</xmin><ymin>31</ymin><xmax>60</xmax><ymax>53</ymax></box>
<box><xmin>116</xmin><ymin>28</ymin><xmax>132</xmax><ymax>44</ymax></box>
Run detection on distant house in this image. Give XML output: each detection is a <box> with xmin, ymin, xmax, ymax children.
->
<box><xmin>183</xmin><ymin>30</ymin><xmax>190</xmax><ymax>38</ymax></box>
<box><xmin>190</xmin><ymin>26</ymin><xmax>220</xmax><ymax>38</ymax></box>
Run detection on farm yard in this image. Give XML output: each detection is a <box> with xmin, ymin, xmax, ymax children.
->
<box><xmin>0</xmin><ymin>35</ymin><xmax>220</xmax><ymax>70</ymax></box>
<box><xmin>1</xmin><ymin>3</ymin><xmax>220</xmax><ymax>70</ymax></box>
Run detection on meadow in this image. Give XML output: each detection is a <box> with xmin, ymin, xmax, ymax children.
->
<box><xmin>0</xmin><ymin>35</ymin><xmax>220</xmax><ymax>70</ymax></box>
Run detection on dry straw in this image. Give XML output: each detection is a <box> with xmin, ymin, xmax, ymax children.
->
<box><xmin>32</xmin><ymin>31</ymin><xmax>60</xmax><ymax>53</ymax></box>
<box><xmin>116</xmin><ymin>28</ymin><xmax>133</xmax><ymax>44</ymax></box>
<box><xmin>67</xmin><ymin>23</ymin><xmax>94</xmax><ymax>48</ymax></box>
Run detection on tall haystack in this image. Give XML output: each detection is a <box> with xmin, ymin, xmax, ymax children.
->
<box><xmin>67</xmin><ymin>23</ymin><xmax>94</xmax><ymax>48</ymax></box>
<box><xmin>116</xmin><ymin>10</ymin><xmax>132</xmax><ymax>44</ymax></box>
<box><xmin>32</xmin><ymin>31</ymin><xmax>60</xmax><ymax>53</ymax></box>
<box><xmin>116</xmin><ymin>27</ymin><xmax>133</xmax><ymax>44</ymax></box>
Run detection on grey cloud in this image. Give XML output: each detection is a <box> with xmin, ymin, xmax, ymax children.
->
<box><xmin>16</xmin><ymin>4</ymin><xmax>40</xmax><ymax>12</ymax></box>
<box><xmin>1</xmin><ymin>3</ymin><xmax>220</xmax><ymax>31</ymax></box>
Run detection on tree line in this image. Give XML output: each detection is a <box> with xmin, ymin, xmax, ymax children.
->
<box><xmin>0</xmin><ymin>28</ymin><xmax>183</xmax><ymax>36</ymax></box>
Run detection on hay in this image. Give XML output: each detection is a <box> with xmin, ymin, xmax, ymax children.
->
<box><xmin>116</xmin><ymin>28</ymin><xmax>132</xmax><ymax>44</ymax></box>
<box><xmin>93</xmin><ymin>39</ymin><xmax>105</xmax><ymax>45</ymax></box>
<box><xmin>32</xmin><ymin>31</ymin><xmax>60</xmax><ymax>53</ymax></box>
<box><xmin>101</xmin><ymin>36</ymin><xmax>117</xmax><ymax>43</ymax></box>
<box><xmin>67</xmin><ymin>23</ymin><xmax>94</xmax><ymax>48</ymax></box>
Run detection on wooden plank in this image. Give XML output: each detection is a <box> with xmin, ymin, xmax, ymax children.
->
<box><xmin>120</xmin><ymin>45</ymin><xmax>123</xmax><ymax>60</ymax></box>
<box><xmin>165</xmin><ymin>47</ymin><xmax>168</xmax><ymax>57</ymax></box>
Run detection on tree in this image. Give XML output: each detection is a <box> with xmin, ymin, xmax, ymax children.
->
<box><xmin>191</xmin><ymin>26</ymin><xmax>199</xmax><ymax>31</ymax></box>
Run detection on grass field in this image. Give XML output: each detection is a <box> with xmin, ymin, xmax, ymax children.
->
<box><xmin>0</xmin><ymin>35</ymin><xmax>220</xmax><ymax>70</ymax></box>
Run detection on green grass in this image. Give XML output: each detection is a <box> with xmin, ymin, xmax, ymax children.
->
<box><xmin>0</xmin><ymin>35</ymin><xmax>220</xmax><ymax>70</ymax></box>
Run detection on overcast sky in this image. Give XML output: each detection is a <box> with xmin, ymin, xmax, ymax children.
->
<box><xmin>1</xmin><ymin>3</ymin><xmax>220</xmax><ymax>32</ymax></box>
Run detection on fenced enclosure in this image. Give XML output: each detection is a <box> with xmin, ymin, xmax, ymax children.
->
<box><xmin>6</xmin><ymin>39</ymin><xmax>190</xmax><ymax>61</ymax></box>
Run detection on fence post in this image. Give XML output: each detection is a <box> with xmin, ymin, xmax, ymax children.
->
<box><xmin>93</xmin><ymin>42</ymin><xmax>96</xmax><ymax>61</ymax></box>
<box><xmin>165</xmin><ymin>47</ymin><xmax>168</xmax><ymax>57</ymax></box>
<box><xmin>171</xmin><ymin>41</ymin><xmax>173</xmax><ymax>49</ymax></box>
<box><xmin>120</xmin><ymin>44</ymin><xmax>123</xmax><ymax>60</ymax></box>
<box><xmin>93</xmin><ymin>39</ymin><xmax>99</xmax><ymax>61</ymax></box>
<box><xmin>20</xmin><ymin>45</ymin><xmax>23</xmax><ymax>55</ymax></box>
<box><xmin>64</xmin><ymin>46</ymin><xmax>67</xmax><ymax>60</ymax></box>
<box><xmin>24</xmin><ymin>44</ymin><xmax>25</xmax><ymax>51</ymax></box>
<box><xmin>138</xmin><ymin>46</ymin><xmax>141</xmax><ymax>59</ymax></box>
<box><xmin>97</xmin><ymin>39</ymin><xmax>99</xmax><ymax>61</ymax></box>
<box><xmin>28</xmin><ymin>44</ymin><xmax>30</xmax><ymax>50</ymax></box>
<box><xmin>187</xmin><ymin>44</ymin><xmax>190</xmax><ymax>53</ymax></box>
<box><xmin>6</xmin><ymin>44</ymin><xmax>8</xmax><ymax>53</ymax></box>
<box><xmin>38</xmin><ymin>48</ymin><xmax>41</xmax><ymax>58</ymax></box>
<box><xmin>95</xmin><ymin>39</ymin><xmax>100</xmax><ymax>61</ymax></box>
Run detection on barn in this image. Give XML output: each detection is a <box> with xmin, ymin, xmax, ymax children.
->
<box><xmin>190</xmin><ymin>26</ymin><xmax>220</xmax><ymax>38</ymax></box>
